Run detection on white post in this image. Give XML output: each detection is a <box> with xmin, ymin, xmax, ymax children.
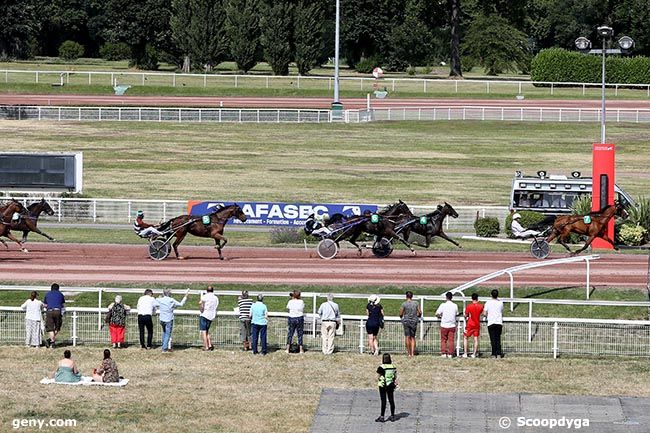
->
<box><xmin>552</xmin><ymin>322</ymin><xmax>559</xmax><ymax>359</ymax></box>
<box><xmin>528</xmin><ymin>300</ymin><xmax>533</xmax><ymax>342</ymax></box>
<box><xmin>367</xmin><ymin>93</ymin><xmax>370</xmax><ymax>111</ymax></box>
<box><xmin>586</xmin><ymin>259</ymin><xmax>591</xmax><ymax>299</ymax></box>
<box><xmin>72</xmin><ymin>311</ymin><xmax>77</xmax><ymax>346</ymax></box>
<box><xmin>98</xmin><ymin>289</ymin><xmax>103</xmax><ymax>331</ymax></box>
<box><xmin>359</xmin><ymin>319</ymin><xmax>364</xmax><ymax>354</ymax></box>
<box><xmin>312</xmin><ymin>295</ymin><xmax>317</xmax><ymax>338</ymax></box>
<box><xmin>419</xmin><ymin>297</ymin><xmax>424</xmax><ymax>341</ymax></box>
<box><xmin>508</xmin><ymin>271</ymin><xmax>515</xmax><ymax>312</ymax></box>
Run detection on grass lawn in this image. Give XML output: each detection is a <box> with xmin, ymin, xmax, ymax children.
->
<box><xmin>1</xmin><ymin>120</ymin><xmax>649</xmax><ymax>204</ymax></box>
<box><xmin>1</xmin><ymin>346</ymin><xmax>649</xmax><ymax>433</ymax></box>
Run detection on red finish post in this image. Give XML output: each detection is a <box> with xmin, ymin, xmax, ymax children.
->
<box><xmin>592</xmin><ymin>143</ymin><xmax>616</xmax><ymax>249</ymax></box>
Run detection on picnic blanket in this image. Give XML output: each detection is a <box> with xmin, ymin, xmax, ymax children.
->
<box><xmin>40</xmin><ymin>376</ymin><xmax>129</xmax><ymax>387</ymax></box>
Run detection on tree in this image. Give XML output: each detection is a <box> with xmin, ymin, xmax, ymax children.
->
<box><xmin>462</xmin><ymin>13</ymin><xmax>530</xmax><ymax>75</ymax></box>
<box><xmin>171</xmin><ymin>0</ymin><xmax>228</xmax><ymax>72</ymax></box>
<box><xmin>0</xmin><ymin>0</ymin><xmax>39</xmax><ymax>59</ymax></box>
<box><xmin>449</xmin><ymin>0</ymin><xmax>462</xmax><ymax>76</ymax></box>
<box><xmin>387</xmin><ymin>0</ymin><xmax>434</xmax><ymax>70</ymax></box>
<box><xmin>294</xmin><ymin>0</ymin><xmax>326</xmax><ymax>75</ymax></box>
<box><xmin>226</xmin><ymin>0</ymin><xmax>261</xmax><ymax>73</ymax></box>
<box><xmin>260</xmin><ymin>0</ymin><xmax>293</xmax><ymax>75</ymax></box>
<box><xmin>37</xmin><ymin>0</ymin><xmax>90</xmax><ymax>57</ymax></box>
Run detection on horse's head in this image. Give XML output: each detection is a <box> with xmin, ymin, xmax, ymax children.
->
<box><xmin>442</xmin><ymin>202</ymin><xmax>459</xmax><ymax>219</ymax></box>
<box><xmin>30</xmin><ymin>198</ymin><xmax>55</xmax><ymax>216</ymax></box>
<box><xmin>232</xmin><ymin>204</ymin><xmax>247</xmax><ymax>223</ymax></box>
<box><xmin>4</xmin><ymin>199</ymin><xmax>25</xmax><ymax>216</ymax></box>
<box><xmin>615</xmin><ymin>201</ymin><xmax>629</xmax><ymax>219</ymax></box>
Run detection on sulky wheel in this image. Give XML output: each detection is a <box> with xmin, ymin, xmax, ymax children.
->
<box><xmin>149</xmin><ymin>239</ymin><xmax>171</xmax><ymax>261</ymax></box>
<box><xmin>317</xmin><ymin>239</ymin><xmax>338</xmax><ymax>260</ymax></box>
<box><xmin>530</xmin><ymin>239</ymin><xmax>550</xmax><ymax>259</ymax></box>
<box><xmin>372</xmin><ymin>237</ymin><xmax>394</xmax><ymax>258</ymax></box>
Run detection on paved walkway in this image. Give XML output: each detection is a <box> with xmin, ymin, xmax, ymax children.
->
<box><xmin>310</xmin><ymin>389</ymin><xmax>650</xmax><ymax>433</ymax></box>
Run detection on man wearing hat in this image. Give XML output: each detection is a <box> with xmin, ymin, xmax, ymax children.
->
<box><xmin>133</xmin><ymin>210</ymin><xmax>163</xmax><ymax>238</ymax></box>
<box><xmin>511</xmin><ymin>213</ymin><xmax>540</xmax><ymax>238</ymax></box>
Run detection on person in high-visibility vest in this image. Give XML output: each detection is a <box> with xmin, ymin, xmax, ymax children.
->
<box><xmin>375</xmin><ymin>353</ymin><xmax>399</xmax><ymax>423</ymax></box>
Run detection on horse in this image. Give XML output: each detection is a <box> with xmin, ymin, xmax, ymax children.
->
<box><xmin>10</xmin><ymin>199</ymin><xmax>56</xmax><ymax>243</ymax></box>
<box><xmin>167</xmin><ymin>204</ymin><xmax>247</xmax><ymax>260</ymax></box>
<box><xmin>0</xmin><ymin>200</ymin><xmax>29</xmax><ymax>253</ymax></box>
<box><xmin>545</xmin><ymin>202</ymin><xmax>628</xmax><ymax>255</ymax></box>
<box><xmin>401</xmin><ymin>202</ymin><xmax>462</xmax><ymax>248</ymax></box>
<box><xmin>344</xmin><ymin>201</ymin><xmax>416</xmax><ymax>255</ymax></box>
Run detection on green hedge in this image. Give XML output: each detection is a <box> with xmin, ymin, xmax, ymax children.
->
<box><xmin>531</xmin><ymin>48</ymin><xmax>650</xmax><ymax>84</ymax></box>
<box><xmin>474</xmin><ymin>217</ymin><xmax>500</xmax><ymax>237</ymax></box>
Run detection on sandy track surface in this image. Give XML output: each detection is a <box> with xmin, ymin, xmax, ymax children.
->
<box><xmin>1</xmin><ymin>242</ymin><xmax>646</xmax><ymax>289</ymax></box>
<box><xmin>3</xmin><ymin>95</ymin><xmax>650</xmax><ymax>109</ymax></box>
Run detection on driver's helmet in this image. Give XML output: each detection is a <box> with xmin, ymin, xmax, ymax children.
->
<box><xmin>512</xmin><ymin>213</ymin><xmax>522</xmax><ymax>220</ymax></box>
<box><xmin>136</xmin><ymin>210</ymin><xmax>145</xmax><ymax>218</ymax></box>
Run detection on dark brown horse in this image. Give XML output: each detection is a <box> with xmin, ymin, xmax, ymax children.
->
<box><xmin>400</xmin><ymin>202</ymin><xmax>462</xmax><ymax>248</ymax></box>
<box><xmin>545</xmin><ymin>202</ymin><xmax>627</xmax><ymax>255</ymax></box>
<box><xmin>346</xmin><ymin>201</ymin><xmax>416</xmax><ymax>254</ymax></box>
<box><xmin>11</xmin><ymin>199</ymin><xmax>56</xmax><ymax>243</ymax></box>
<box><xmin>168</xmin><ymin>204</ymin><xmax>247</xmax><ymax>260</ymax></box>
<box><xmin>0</xmin><ymin>200</ymin><xmax>29</xmax><ymax>252</ymax></box>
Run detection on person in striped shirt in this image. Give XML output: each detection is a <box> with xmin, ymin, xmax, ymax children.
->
<box><xmin>237</xmin><ymin>291</ymin><xmax>253</xmax><ymax>351</ymax></box>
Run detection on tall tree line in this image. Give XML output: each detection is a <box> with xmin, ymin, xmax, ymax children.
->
<box><xmin>1</xmin><ymin>0</ymin><xmax>648</xmax><ymax>75</ymax></box>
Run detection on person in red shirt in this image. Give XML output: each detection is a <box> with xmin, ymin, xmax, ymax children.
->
<box><xmin>463</xmin><ymin>293</ymin><xmax>484</xmax><ymax>358</ymax></box>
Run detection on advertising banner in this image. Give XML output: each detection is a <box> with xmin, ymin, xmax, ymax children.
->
<box><xmin>187</xmin><ymin>200</ymin><xmax>379</xmax><ymax>227</ymax></box>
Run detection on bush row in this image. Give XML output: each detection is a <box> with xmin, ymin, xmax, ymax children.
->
<box><xmin>530</xmin><ymin>48</ymin><xmax>650</xmax><ymax>84</ymax></box>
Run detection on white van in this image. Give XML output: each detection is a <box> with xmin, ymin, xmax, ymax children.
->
<box><xmin>510</xmin><ymin>171</ymin><xmax>634</xmax><ymax>215</ymax></box>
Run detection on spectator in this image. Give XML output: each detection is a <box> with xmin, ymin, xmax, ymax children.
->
<box><xmin>317</xmin><ymin>293</ymin><xmax>340</xmax><ymax>355</ymax></box>
<box><xmin>366</xmin><ymin>295</ymin><xmax>384</xmax><ymax>356</ymax></box>
<box><xmin>53</xmin><ymin>350</ymin><xmax>81</xmax><ymax>383</ymax></box>
<box><xmin>399</xmin><ymin>291</ymin><xmax>421</xmax><ymax>357</ymax></box>
<box><xmin>462</xmin><ymin>293</ymin><xmax>484</xmax><ymax>358</ymax></box>
<box><xmin>237</xmin><ymin>291</ymin><xmax>253</xmax><ymax>351</ymax></box>
<box><xmin>107</xmin><ymin>295</ymin><xmax>131</xmax><ymax>349</ymax></box>
<box><xmin>375</xmin><ymin>353</ymin><xmax>398</xmax><ymax>423</ymax></box>
<box><xmin>286</xmin><ymin>290</ymin><xmax>305</xmax><ymax>354</ymax></box>
<box><xmin>483</xmin><ymin>289</ymin><xmax>504</xmax><ymax>358</ymax></box>
<box><xmin>21</xmin><ymin>291</ymin><xmax>43</xmax><ymax>347</ymax></box>
<box><xmin>435</xmin><ymin>292</ymin><xmax>458</xmax><ymax>358</ymax></box>
<box><xmin>43</xmin><ymin>283</ymin><xmax>65</xmax><ymax>348</ymax></box>
<box><xmin>199</xmin><ymin>285</ymin><xmax>219</xmax><ymax>351</ymax></box>
<box><xmin>154</xmin><ymin>288</ymin><xmax>189</xmax><ymax>353</ymax></box>
<box><xmin>136</xmin><ymin>289</ymin><xmax>156</xmax><ymax>350</ymax></box>
<box><xmin>250</xmin><ymin>294</ymin><xmax>268</xmax><ymax>355</ymax></box>
<box><xmin>92</xmin><ymin>349</ymin><xmax>120</xmax><ymax>383</ymax></box>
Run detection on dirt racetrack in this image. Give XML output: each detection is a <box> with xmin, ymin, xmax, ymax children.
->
<box><xmin>1</xmin><ymin>242</ymin><xmax>647</xmax><ymax>289</ymax></box>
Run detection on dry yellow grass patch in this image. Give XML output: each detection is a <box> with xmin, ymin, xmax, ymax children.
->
<box><xmin>1</xmin><ymin>346</ymin><xmax>649</xmax><ymax>433</ymax></box>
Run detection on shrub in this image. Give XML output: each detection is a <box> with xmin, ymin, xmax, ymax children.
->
<box><xmin>58</xmin><ymin>40</ymin><xmax>84</xmax><ymax>61</ymax></box>
<box><xmin>571</xmin><ymin>195</ymin><xmax>592</xmax><ymax>215</ymax></box>
<box><xmin>355</xmin><ymin>56</ymin><xmax>381</xmax><ymax>74</ymax></box>
<box><xmin>617</xmin><ymin>224</ymin><xmax>647</xmax><ymax>246</ymax></box>
<box><xmin>505</xmin><ymin>211</ymin><xmax>546</xmax><ymax>238</ymax></box>
<box><xmin>474</xmin><ymin>217</ymin><xmax>500</xmax><ymax>237</ymax></box>
<box><xmin>406</xmin><ymin>66</ymin><xmax>416</xmax><ymax>76</ymax></box>
<box><xmin>628</xmin><ymin>196</ymin><xmax>650</xmax><ymax>237</ymax></box>
<box><xmin>100</xmin><ymin>42</ymin><xmax>131</xmax><ymax>61</ymax></box>
<box><xmin>269</xmin><ymin>227</ymin><xmax>305</xmax><ymax>244</ymax></box>
<box><xmin>531</xmin><ymin>48</ymin><xmax>650</xmax><ymax>84</ymax></box>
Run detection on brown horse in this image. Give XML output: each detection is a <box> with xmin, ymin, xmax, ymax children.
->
<box><xmin>168</xmin><ymin>204</ymin><xmax>247</xmax><ymax>260</ymax></box>
<box><xmin>0</xmin><ymin>200</ymin><xmax>29</xmax><ymax>253</ymax></box>
<box><xmin>11</xmin><ymin>199</ymin><xmax>56</xmax><ymax>243</ymax></box>
<box><xmin>545</xmin><ymin>202</ymin><xmax>627</xmax><ymax>255</ymax></box>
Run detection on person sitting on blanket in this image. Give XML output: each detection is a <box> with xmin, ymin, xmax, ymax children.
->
<box><xmin>92</xmin><ymin>349</ymin><xmax>120</xmax><ymax>383</ymax></box>
<box><xmin>133</xmin><ymin>210</ymin><xmax>163</xmax><ymax>238</ymax></box>
<box><xmin>53</xmin><ymin>350</ymin><xmax>81</xmax><ymax>383</ymax></box>
<box><xmin>511</xmin><ymin>213</ymin><xmax>541</xmax><ymax>238</ymax></box>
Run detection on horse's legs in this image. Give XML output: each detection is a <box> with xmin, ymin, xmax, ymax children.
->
<box><xmin>557</xmin><ymin>231</ymin><xmax>574</xmax><ymax>254</ymax></box>
<box><xmin>172</xmin><ymin>230</ymin><xmax>187</xmax><ymax>259</ymax></box>
<box><xmin>0</xmin><ymin>238</ymin><xmax>7</xmax><ymax>249</ymax></box>
<box><xmin>598</xmin><ymin>232</ymin><xmax>618</xmax><ymax>250</ymax></box>
<box><xmin>5</xmin><ymin>232</ymin><xmax>27</xmax><ymax>253</ymax></box>
<box><xmin>212</xmin><ymin>233</ymin><xmax>227</xmax><ymax>260</ymax></box>
<box><xmin>346</xmin><ymin>231</ymin><xmax>363</xmax><ymax>255</ymax></box>
<box><xmin>574</xmin><ymin>235</ymin><xmax>596</xmax><ymax>255</ymax></box>
<box><xmin>437</xmin><ymin>231</ymin><xmax>462</xmax><ymax>248</ymax></box>
<box><xmin>24</xmin><ymin>228</ymin><xmax>55</xmax><ymax>242</ymax></box>
<box><xmin>387</xmin><ymin>228</ymin><xmax>415</xmax><ymax>254</ymax></box>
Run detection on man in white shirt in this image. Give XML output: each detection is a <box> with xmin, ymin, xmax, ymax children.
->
<box><xmin>199</xmin><ymin>286</ymin><xmax>219</xmax><ymax>351</ymax></box>
<box><xmin>286</xmin><ymin>290</ymin><xmax>305</xmax><ymax>353</ymax></box>
<box><xmin>435</xmin><ymin>292</ymin><xmax>459</xmax><ymax>358</ymax></box>
<box><xmin>511</xmin><ymin>213</ymin><xmax>540</xmax><ymax>238</ymax></box>
<box><xmin>483</xmin><ymin>289</ymin><xmax>504</xmax><ymax>358</ymax></box>
<box><xmin>136</xmin><ymin>289</ymin><xmax>156</xmax><ymax>349</ymax></box>
<box><xmin>317</xmin><ymin>294</ymin><xmax>340</xmax><ymax>355</ymax></box>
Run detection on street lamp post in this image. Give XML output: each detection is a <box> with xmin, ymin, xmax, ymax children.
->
<box><xmin>332</xmin><ymin>0</ymin><xmax>342</xmax><ymax>113</ymax></box>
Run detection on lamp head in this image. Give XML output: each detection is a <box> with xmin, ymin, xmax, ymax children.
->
<box><xmin>597</xmin><ymin>26</ymin><xmax>613</xmax><ymax>38</ymax></box>
<box><xmin>575</xmin><ymin>37</ymin><xmax>591</xmax><ymax>52</ymax></box>
<box><xmin>618</xmin><ymin>35</ymin><xmax>634</xmax><ymax>51</ymax></box>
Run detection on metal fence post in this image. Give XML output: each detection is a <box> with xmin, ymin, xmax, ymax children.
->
<box><xmin>72</xmin><ymin>311</ymin><xmax>78</xmax><ymax>346</ymax></box>
<box><xmin>528</xmin><ymin>300</ymin><xmax>533</xmax><ymax>342</ymax></box>
<box><xmin>359</xmin><ymin>319</ymin><xmax>364</xmax><ymax>354</ymax></box>
<box><xmin>312</xmin><ymin>295</ymin><xmax>317</xmax><ymax>339</ymax></box>
<box><xmin>98</xmin><ymin>289</ymin><xmax>103</xmax><ymax>331</ymax></box>
<box><xmin>552</xmin><ymin>322</ymin><xmax>559</xmax><ymax>359</ymax></box>
<box><xmin>508</xmin><ymin>271</ymin><xmax>515</xmax><ymax>312</ymax></box>
<box><xmin>93</xmin><ymin>200</ymin><xmax>97</xmax><ymax>222</ymax></box>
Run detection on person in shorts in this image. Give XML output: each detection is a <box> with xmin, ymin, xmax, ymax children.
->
<box><xmin>199</xmin><ymin>286</ymin><xmax>219</xmax><ymax>351</ymax></box>
<box><xmin>43</xmin><ymin>283</ymin><xmax>65</xmax><ymax>348</ymax></box>
<box><xmin>463</xmin><ymin>293</ymin><xmax>484</xmax><ymax>358</ymax></box>
<box><xmin>237</xmin><ymin>291</ymin><xmax>253</xmax><ymax>351</ymax></box>
<box><xmin>399</xmin><ymin>291</ymin><xmax>421</xmax><ymax>357</ymax></box>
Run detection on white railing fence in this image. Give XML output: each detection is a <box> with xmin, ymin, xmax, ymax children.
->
<box><xmin>6</xmin><ymin>197</ymin><xmax>508</xmax><ymax>233</ymax></box>
<box><xmin>2</xmin><ymin>306</ymin><xmax>649</xmax><ymax>358</ymax></box>
<box><xmin>2</xmin><ymin>286</ymin><xmax>650</xmax><ymax>358</ymax></box>
<box><xmin>2</xmin><ymin>69</ymin><xmax>650</xmax><ymax>97</ymax></box>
